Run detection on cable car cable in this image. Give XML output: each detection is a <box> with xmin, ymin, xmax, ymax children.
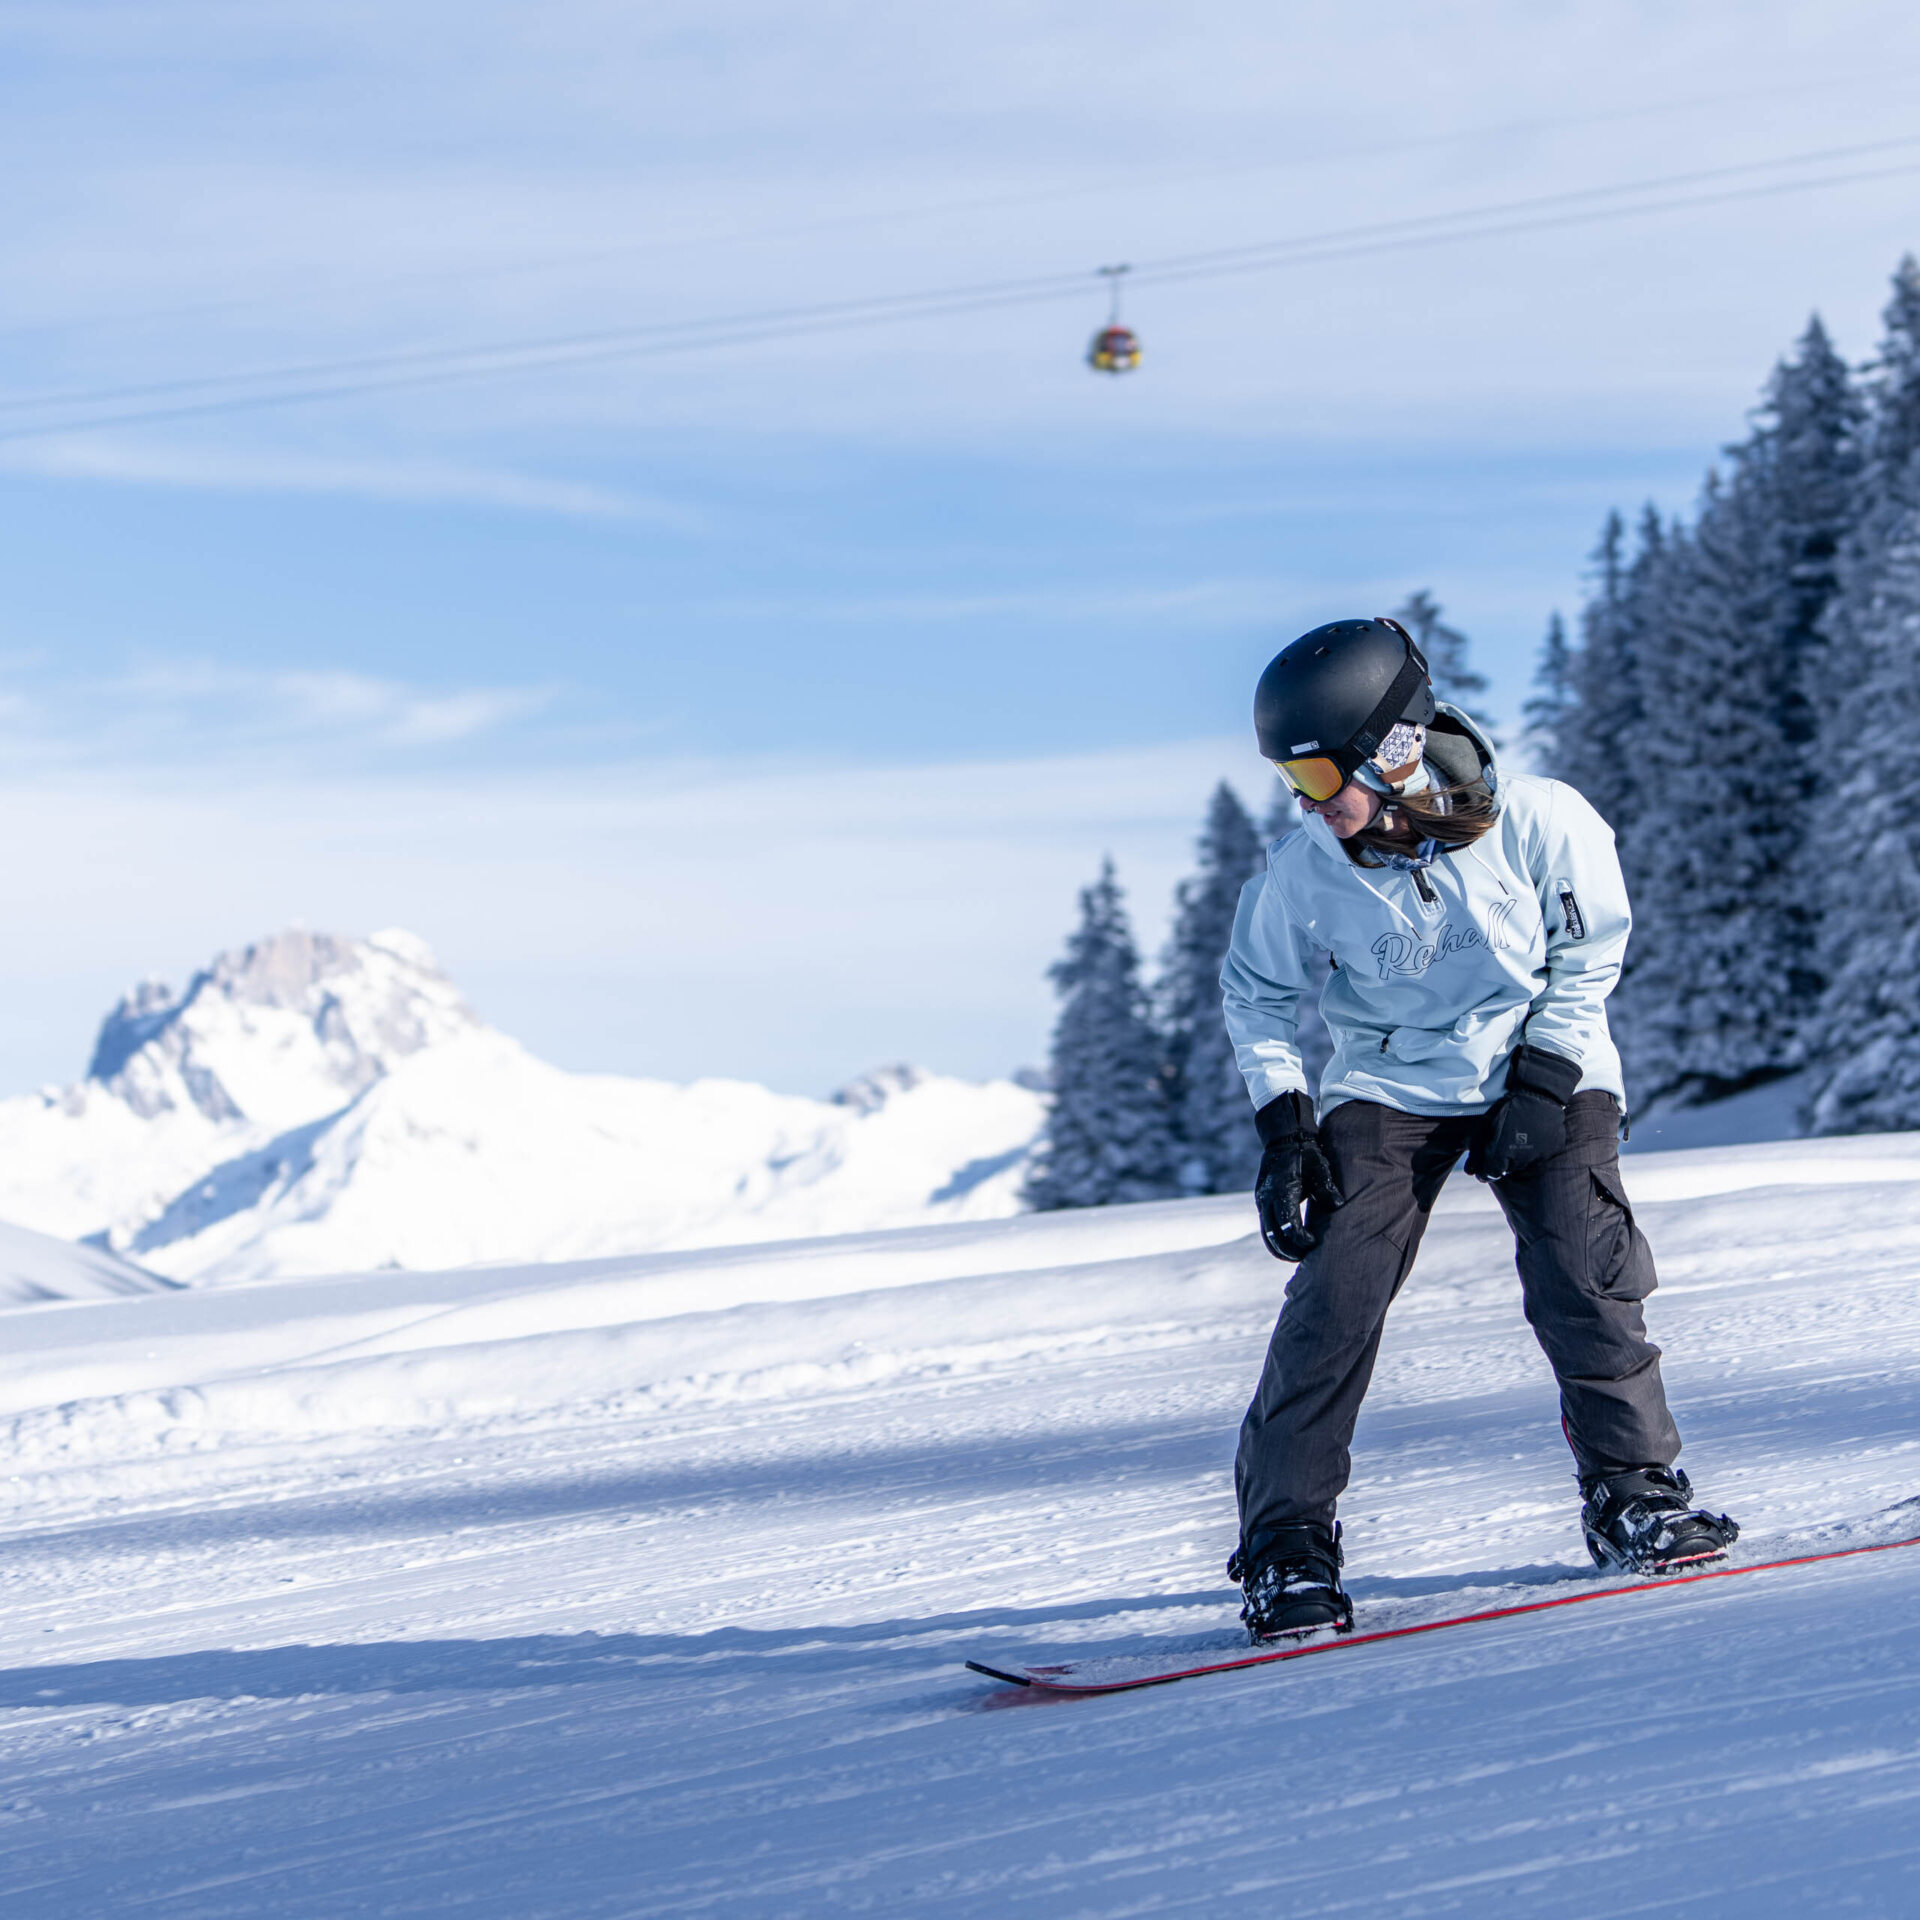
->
<box><xmin>2</xmin><ymin>140</ymin><xmax>1917</xmax><ymax>441</ymax></box>
<box><xmin>2</xmin><ymin>131</ymin><xmax>1910</xmax><ymax>426</ymax></box>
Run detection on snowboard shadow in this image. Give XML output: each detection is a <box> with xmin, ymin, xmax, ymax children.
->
<box><xmin>0</xmin><ymin>1552</ymin><xmax>1600</xmax><ymax>1718</ymax></box>
<box><xmin>0</xmin><ymin>1587</ymin><xmax>1253</xmax><ymax>1714</ymax></box>
<box><xmin>1345</xmin><ymin>1562</ymin><xmax>1587</xmax><ymax>1601</ymax></box>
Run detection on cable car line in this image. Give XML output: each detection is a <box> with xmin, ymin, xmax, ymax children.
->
<box><xmin>1128</xmin><ymin>130</ymin><xmax>1920</xmax><ymax>284</ymax></box>
<box><xmin>1134</xmin><ymin>154</ymin><xmax>1920</xmax><ymax>293</ymax></box>
<box><xmin>19</xmin><ymin>71</ymin><xmax>1881</xmax><ymax>349</ymax></box>
<box><xmin>0</xmin><ymin>264</ymin><xmax>1098</xmax><ymax>422</ymax></box>
<box><xmin>2</xmin><ymin>137</ymin><xmax>1917</xmax><ymax>441</ymax></box>
<box><xmin>2</xmin><ymin>131</ymin><xmax>1910</xmax><ymax>425</ymax></box>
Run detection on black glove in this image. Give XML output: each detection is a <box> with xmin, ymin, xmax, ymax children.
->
<box><xmin>1468</xmin><ymin>1044</ymin><xmax>1582</xmax><ymax>1181</ymax></box>
<box><xmin>1253</xmin><ymin>1091</ymin><xmax>1344</xmax><ymax>1261</ymax></box>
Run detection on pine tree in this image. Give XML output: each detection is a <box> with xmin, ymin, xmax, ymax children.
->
<box><xmin>1390</xmin><ymin>590</ymin><xmax>1496</xmax><ymax>734</ymax></box>
<box><xmin>1523</xmin><ymin>611</ymin><xmax>1573</xmax><ymax>762</ymax></box>
<box><xmin>1745</xmin><ymin>315</ymin><xmax>1863</xmax><ymax>1041</ymax></box>
<box><xmin>1807</xmin><ymin>509</ymin><xmax>1920</xmax><ymax>1130</ymax></box>
<box><xmin>1546</xmin><ymin>319</ymin><xmax>1861</xmax><ymax>1107</ymax></box>
<box><xmin>1862</xmin><ymin>256</ymin><xmax>1920</xmax><ymax>496</ymax></box>
<box><xmin>1547</xmin><ymin>506</ymin><xmax>1680</xmax><ymax>1102</ymax></box>
<box><xmin>1807</xmin><ymin>260</ymin><xmax>1920</xmax><ymax>1128</ymax></box>
<box><xmin>1159</xmin><ymin>784</ymin><xmax>1264</xmax><ymax>1193</ymax></box>
<box><xmin>1526</xmin><ymin>285</ymin><xmax>1882</xmax><ymax>1123</ymax></box>
<box><xmin>1612</xmin><ymin>474</ymin><xmax>1803</xmax><ymax>1100</ymax></box>
<box><xmin>1555</xmin><ymin>508</ymin><xmax>1661</xmax><ymax>839</ymax></box>
<box><xmin>1260</xmin><ymin>778</ymin><xmax>1297</xmax><ymax>843</ymax></box>
<box><xmin>1758</xmin><ymin>316</ymin><xmax>1863</xmax><ymax>769</ymax></box>
<box><xmin>1595</xmin><ymin>512</ymin><xmax>1679</xmax><ymax>1095</ymax></box>
<box><xmin>1025</xmin><ymin>859</ymin><xmax>1179</xmax><ymax>1208</ymax></box>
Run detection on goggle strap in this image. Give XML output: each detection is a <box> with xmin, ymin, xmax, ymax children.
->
<box><xmin>1347</xmin><ymin>642</ymin><xmax>1430</xmax><ymax>761</ymax></box>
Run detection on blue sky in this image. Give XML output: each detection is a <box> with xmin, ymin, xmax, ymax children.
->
<box><xmin>2</xmin><ymin>3</ymin><xmax>1919</xmax><ymax>1094</ymax></box>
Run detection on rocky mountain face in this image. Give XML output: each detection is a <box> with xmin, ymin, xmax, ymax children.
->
<box><xmin>80</xmin><ymin>929</ymin><xmax>477</xmax><ymax>1129</ymax></box>
<box><xmin>0</xmin><ymin>931</ymin><xmax>1043</xmax><ymax>1286</ymax></box>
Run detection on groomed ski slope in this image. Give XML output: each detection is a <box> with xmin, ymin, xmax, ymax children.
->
<box><xmin>5</xmin><ymin>1135</ymin><xmax>1920</xmax><ymax>1914</ymax></box>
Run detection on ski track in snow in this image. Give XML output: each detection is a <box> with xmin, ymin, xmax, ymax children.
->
<box><xmin>3</xmin><ymin>1141</ymin><xmax>1920</xmax><ymax>1913</ymax></box>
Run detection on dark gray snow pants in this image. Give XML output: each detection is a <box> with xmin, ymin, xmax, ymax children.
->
<box><xmin>1234</xmin><ymin>1092</ymin><xmax>1681</xmax><ymax>1546</ymax></box>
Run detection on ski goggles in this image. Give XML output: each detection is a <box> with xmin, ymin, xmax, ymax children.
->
<box><xmin>1271</xmin><ymin>751</ymin><xmax>1356</xmax><ymax>802</ymax></box>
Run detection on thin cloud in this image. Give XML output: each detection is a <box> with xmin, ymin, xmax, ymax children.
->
<box><xmin>697</xmin><ymin>579</ymin><xmax>1285</xmax><ymax>624</ymax></box>
<box><xmin>20</xmin><ymin>659</ymin><xmax>557</xmax><ymax>766</ymax></box>
<box><xmin>0</xmin><ymin>437</ymin><xmax>701</xmax><ymax>527</ymax></box>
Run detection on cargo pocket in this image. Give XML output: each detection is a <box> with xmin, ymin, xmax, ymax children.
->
<box><xmin>1587</xmin><ymin>1166</ymin><xmax>1655</xmax><ymax>1302</ymax></box>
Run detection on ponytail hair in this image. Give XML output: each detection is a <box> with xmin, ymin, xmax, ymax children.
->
<box><xmin>1348</xmin><ymin>775</ymin><xmax>1498</xmax><ymax>861</ymax></box>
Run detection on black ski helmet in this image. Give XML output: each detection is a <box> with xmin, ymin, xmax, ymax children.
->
<box><xmin>1255</xmin><ymin>617</ymin><xmax>1435</xmax><ymax>799</ymax></box>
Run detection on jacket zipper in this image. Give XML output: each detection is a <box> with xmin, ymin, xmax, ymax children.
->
<box><xmin>1412</xmin><ymin>866</ymin><xmax>1438</xmax><ymax>906</ymax></box>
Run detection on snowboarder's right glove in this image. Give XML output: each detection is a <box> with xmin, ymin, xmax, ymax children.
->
<box><xmin>1468</xmin><ymin>1043</ymin><xmax>1582</xmax><ymax>1181</ymax></box>
<box><xmin>1253</xmin><ymin>1091</ymin><xmax>1344</xmax><ymax>1261</ymax></box>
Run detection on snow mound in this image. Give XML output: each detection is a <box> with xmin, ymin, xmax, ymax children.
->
<box><xmin>0</xmin><ymin>929</ymin><xmax>1045</xmax><ymax>1285</ymax></box>
<box><xmin>0</xmin><ymin>1219</ymin><xmax>175</xmax><ymax>1308</ymax></box>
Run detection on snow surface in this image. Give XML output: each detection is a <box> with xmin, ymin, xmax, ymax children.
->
<box><xmin>0</xmin><ymin>930</ymin><xmax>1045</xmax><ymax>1284</ymax></box>
<box><xmin>5</xmin><ymin>1133</ymin><xmax>1920</xmax><ymax>1912</ymax></box>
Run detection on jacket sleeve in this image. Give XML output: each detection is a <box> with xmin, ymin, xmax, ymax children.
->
<box><xmin>1521</xmin><ymin>781</ymin><xmax>1631</xmax><ymax>1073</ymax></box>
<box><xmin>1221</xmin><ymin>862</ymin><xmax>1322</xmax><ymax>1108</ymax></box>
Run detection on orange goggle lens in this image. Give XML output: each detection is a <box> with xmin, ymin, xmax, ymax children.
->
<box><xmin>1272</xmin><ymin>755</ymin><xmax>1348</xmax><ymax>802</ymax></box>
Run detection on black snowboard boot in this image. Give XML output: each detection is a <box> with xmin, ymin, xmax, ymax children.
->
<box><xmin>1580</xmin><ymin>1466</ymin><xmax>1738</xmax><ymax>1574</ymax></box>
<box><xmin>1230</xmin><ymin>1521</ymin><xmax>1354</xmax><ymax>1643</ymax></box>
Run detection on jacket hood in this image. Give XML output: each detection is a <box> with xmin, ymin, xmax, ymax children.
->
<box><xmin>1295</xmin><ymin>701</ymin><xmax>1501</xmax><ymax>862</ymax></box>
<box><xmin>1424</xmin><ymin>701</ymin><xmax>1500</xmax><ymax>794</ymax></box>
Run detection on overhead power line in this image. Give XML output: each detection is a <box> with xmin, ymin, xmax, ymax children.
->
<box><xmin>2</xmin><ymin>136</ymin><xmax>1918</xmax><ymax>445</ymax></box>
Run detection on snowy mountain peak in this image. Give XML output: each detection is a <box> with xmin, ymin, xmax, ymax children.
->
<box><xmin>0</xmin><ymin>930</ymin><xmax>1043</xmax><ymax>1284</ymax></box>
<box><xmin>830</xmin><ymin>1063</ymin><xmax>927</xmax><ymax>1114</ymax></box>
<box><xmin>83</xmin><ymin>928</ymin><xmax>478</xmax><ymax>1130</ymax></box>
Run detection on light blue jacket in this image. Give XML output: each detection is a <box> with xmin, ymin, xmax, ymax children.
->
<box><xmin>1221</xmin><ymin>711</ymin><xmax>1629</xmax><ymax>1117</ymax></box>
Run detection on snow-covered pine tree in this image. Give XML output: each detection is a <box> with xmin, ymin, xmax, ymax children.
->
<box><xmin>1759</xmin><ymin>316</ymin><xmax>1863</xmax><ymax>777</ymax></box>
<box><xmin>1806</xmin><ymin>510</ymin><xmax>1920</xmax><ymax>1130</ymax></box>
<box><xmin>1612</xmin><ymin>315</ymin><xmax>1862</xmax><ymax>1103</ymax></box>
<box><xmin>1260</xmin><ymin>778</ymin><xmax>1296</xmax><ymax>843</ymax></box>
<box><xmin>1807</xmin><ymin>259</ymin><xmax>1920</xmax><ymax>1129</ymax></box>
<box><xmin>1160</xmin><ymin>784</ymin><xmax>1265</xmax><ymax>1194</ymax></box>
<box><xmin>1743</xmin><ymin>315</ymin><xmax>1863</xmax><ymax>1050</ymax></box>
<box><xmin>1540</xmin><ymin>507</ymin><xmax>1674</xmax><ymax>1099</ymax></box>
<box><xmin>1523</xmin><ymin>612</ymin><xmax>1573</xmax><ymax>762</ymax></box>
<box><xmin>1611</xmin><ymin>472</ymin><xmax>1804</xmax><ymax>1102</ymax></box>
<box><xmin>1543</xmin><ymin>318</ymin><xmax>1861</xmax><ymax>1109</ymax></box>
<box><xmin>1552</xmin><ymin>509</ymin><xmax>1662</xmax><ymax>839</ymax></box>
<box><xmin>1024</xmin><ymin>858</ymin><xmax>1179</xmax><ymax>1209</ymax></box>
<box><xmin>1390</xmin><ymin>590</ymin><xmax>1496</xmax><ymax>735</ymax></box>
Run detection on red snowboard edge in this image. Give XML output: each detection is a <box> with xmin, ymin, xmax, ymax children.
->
<box><xmin>966</xmin><ymin>1529</ymin><xmax>1920</xmax><ymax>1695</ymax></box>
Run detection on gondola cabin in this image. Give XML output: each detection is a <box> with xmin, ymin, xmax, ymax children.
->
<box><xmin>1087</xmin><ymin>324</ymin><xmax>1142</xmax><ymax>374</ymax></box>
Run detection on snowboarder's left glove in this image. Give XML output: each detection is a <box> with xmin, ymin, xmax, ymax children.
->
<box><xmin>1253</xmin><ymin>1091</ymin><xmax>1344</xmax><ymax>1261</ymax></box>
<box><xmin>1468</xmin><ymin>1044</ymin><xmax>1582</xmax><ymax>1181</ymax></box>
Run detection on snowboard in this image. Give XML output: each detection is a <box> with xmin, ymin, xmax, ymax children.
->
<box><xmin>966</xmin><ymin>1530</ymin><xmax>1920</xmax><ymax>1696</ymax></box>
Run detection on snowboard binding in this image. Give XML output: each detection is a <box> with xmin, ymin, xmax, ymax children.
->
<box><xmin>1581</xmin><ymin>1465</ymin><xmax>1739</xmax><ymax>1574</ymax></box>
<box><xmin>1231</xmin><ymin>1521</ymin><xmax>1355</xmax><ymax>1643</ymax></box>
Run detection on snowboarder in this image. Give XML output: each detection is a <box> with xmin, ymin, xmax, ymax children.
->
<box><xmin>1222</xmin><ymin>616</ymin><xmax>1737</xmax><ymax>1642</ymax></box>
